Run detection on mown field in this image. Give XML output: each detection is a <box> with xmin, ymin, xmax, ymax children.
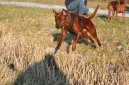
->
<box><xmin>0</xmin><ymin>4</ymin><xmax>129</xmax><ymax>85</ymax></box>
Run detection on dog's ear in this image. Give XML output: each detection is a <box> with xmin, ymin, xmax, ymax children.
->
<box><xmin>53</xmin><ymin>10</ymin><xmax>57</xmax><ymax>16</ymax></box>
<box><xmin>62</xmin><ymin>9</ymin><xmax>67</xmax><ymax>16</ymax></box>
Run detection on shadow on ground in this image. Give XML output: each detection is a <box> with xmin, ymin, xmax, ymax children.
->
<box><xmin>53</xmin><ymin>33</ymin><xmax>96</xmax><ymax>53</ymax></box>
<box><xmin>98</xmin><ymin>15</ymin><xmax>108</xmax><ymax>21</ymax></box>
<box><xmin>13</xmin><ymin>54</ymin><xmax>69</xmax><ymax>85</ymax></box>
<box><xmin>97</xmin><ymin>15</ymin><xmax>123</xmax><ymax>23</ymax></box>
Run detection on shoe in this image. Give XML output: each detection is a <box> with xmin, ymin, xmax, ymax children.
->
<box><xmin>79</xmin><ymin>13</ymin><xmax>88</xmax><ymax>17</ymax></box>
<box><xmin>82</xmin><ymin>13</ymin><xmax>87</xmax><ymax>15</ymax></box>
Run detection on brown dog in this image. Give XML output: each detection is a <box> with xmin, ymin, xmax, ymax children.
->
<box><xmin>107</xmin><ymin>0</ymin><xmax>126</xmax><ymax>23</ymax></box>
<box><xmin>53</xmin><ymin>5</ymin><xmax>101</xmax><ymax>53</ymax></box>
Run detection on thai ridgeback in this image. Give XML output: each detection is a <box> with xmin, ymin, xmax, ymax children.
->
<box><xmin>107</xmin><ymin>0</ymin><xmax>126</xmax><ymax>23</ymax></box>
<box><xmin>53</xmin><ymin>5</ymin><xmax>101</xmax><ymax>54</ymax></box>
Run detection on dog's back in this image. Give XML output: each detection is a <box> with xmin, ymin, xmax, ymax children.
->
<box><xmin>107</xmin><ymin>0</ymin><xmax>125</xmax><ymax>12</ymax></box>
<box><xmin>107</xmin><ymin>1</ymin><xmax>117</xmax><ymax>11</ymax></box>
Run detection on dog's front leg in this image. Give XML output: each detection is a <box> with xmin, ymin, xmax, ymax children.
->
<box><xmin>54</xmin><ymin>28</ymin><xmax>67</xmax><ymax>54</ymax></box>
<box><xmin>108</xmin><ymin>10</ymin><xmax>111</xmax><ymax>21</ymax></box>
<box><xmin>116</xmin><ymin>11</ymin><xmax>118</xmax><ymax>22</ymax></box>
<box><xmin>72</xmin><ymin>32</ymin><xmax>81</xmax><ymax>51</ymax></box>
<box><xmin>122</xmin><ymin>12</ymin><xmax>125</xmax><ymax>23</ymax></box>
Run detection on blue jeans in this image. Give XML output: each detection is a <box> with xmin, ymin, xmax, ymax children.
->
<box><xmin>66</xmin><ymin>0</ymin><xmax>89</xmax><ymax>15</ymax></box>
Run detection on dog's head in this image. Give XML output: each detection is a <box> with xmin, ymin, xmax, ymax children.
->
<box><xmin>53</xmin><ymin>9</ymin><xmax>67</xmax><ymax>29</ymax></box>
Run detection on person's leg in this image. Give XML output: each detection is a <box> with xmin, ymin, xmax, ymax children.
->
<box><xmin>65</xmin><ymin>0</ymin><xmax>79</xmax><ymax>25</ymax></box>
<box><xmin>66</xmin><ymin>0</ymin><xmax>79</xmax><ymax>12</ymax></box>
<box><xmin>78</xmin><ymin>0</ymin><xmax>89</xmax><ymax>16</ymax></box>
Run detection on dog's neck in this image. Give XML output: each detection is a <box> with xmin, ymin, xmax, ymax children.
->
<box><xmin>65</xmin><ymin>12</ymin><xmax>72</xmax><ymax>26</ymax></box>
<box><xmin>65</xmin><ymin>12</ymin><xmax>76</xmax><ymax>31</ymax></box>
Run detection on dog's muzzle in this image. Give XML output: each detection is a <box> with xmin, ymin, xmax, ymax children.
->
<box><xmin>55</xmin><ymin>24</ymin><xmax>63</xmax><ymax>29</ymax></box>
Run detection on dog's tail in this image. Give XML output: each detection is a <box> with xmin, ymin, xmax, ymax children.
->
<box><xmin>88</xmin><ymin>5</ymin><xmax>99</xmax><ymax>20</ymax></box>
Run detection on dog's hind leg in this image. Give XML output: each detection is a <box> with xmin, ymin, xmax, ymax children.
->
<box><xmin>115</xmin><ymin>11</ymin><xmax>119</xmax><ymax>22</ymax></box>
<box><xmin>94</xmin><ymin>36</ymin><xmax>101</xmax><ymax>46</ymax></box>
<box><xmin>86</xmin><ymin>26</ymin><xmax>101</xmax><ymax>46</ymax></box>
<box><xmin>82</xmin><ymin>29</ymin><xmax>94</xmax><ymax>43</ymax></box>
<box><xmin>122</xmin><ymin>12</ymin><xmax>125</xmax><ymax>23</ymax></box>
<box><xmin>108</xmin><ymin>10</ymin><xmax>111</xmax><ymax>21</ymax></box>
<box><xmin>112</xmin><ymin>10</ymin><xmax>115</xmax><ymax>19</ymax></box>
<box><xmin>91</xmin><ymin>33</ymin><xmax>101</xmax><ymax>46</ymax></box>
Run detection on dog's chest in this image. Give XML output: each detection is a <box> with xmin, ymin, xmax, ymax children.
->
<box><xmin>117</xmin><ymin>5</ymin><xmax>125</xmax><ymax>12</ymax></box>
<box><xmin>66</xmin><ymin>27</ymin><xmax>76</xmax><ymax>35</ymax></box>
<box><xmin>116</xmin><ymin>2</ymin><xmax>125</xmax><ymax>12</ymax></box>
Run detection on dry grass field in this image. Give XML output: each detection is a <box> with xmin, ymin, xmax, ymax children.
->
<box><xmin>0</xmin><ymin>3</ymin><xmax>129</xmax><ymax>85</ymax></box>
